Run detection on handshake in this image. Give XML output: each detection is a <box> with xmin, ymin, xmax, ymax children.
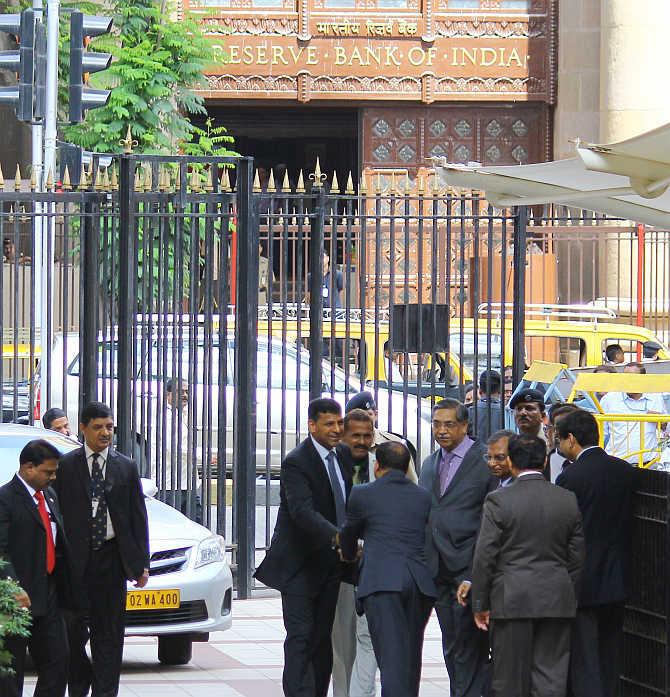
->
<box><xmin>332</xmin><ymin>532</ymin><xmax>363</xmax><ymax>563</ymax></box>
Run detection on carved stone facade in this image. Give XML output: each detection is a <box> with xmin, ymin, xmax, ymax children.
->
<box><xmin>193</xmin><ymin>0</ymin><xmax>557</xmax><ymax>170</ymax></box>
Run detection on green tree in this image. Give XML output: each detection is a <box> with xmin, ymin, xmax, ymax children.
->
<box><xmin>0</xmin><ymin>561</ymin><xmax>31</xmax><ymax>675</ymax></box>
<box><xmin>62</xmin><ymin>0</ymin><xmax>234</xmax><ymax>156</ymax></box>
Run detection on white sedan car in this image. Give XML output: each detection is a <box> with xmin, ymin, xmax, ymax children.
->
<box><xmin>0</xmin><ymin>424</ymin><xmax>233</xmax><ymax>665</ymax></box>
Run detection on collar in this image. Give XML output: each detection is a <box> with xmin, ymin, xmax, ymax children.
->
<box><xmin>310</xmin><ymin>435</ymin><xmax>335</xmax><ymax>463</ymax></box>
<box><xmin>17</xmin><ymin>472</ymin><xmax>38</xmax><ymax>500</ymax></box>
<box><xmin>623</xmin><ymin>393</ymin><xmax>650</xmax><ymax>404</ymax></box>
<box><xmin>84</xmin><ymin>444</ymin><xmax>109</xmax><ymax>463</ymax></box>
<box><xmin>576</xmin><ymin>446</ymin><xmax>600</xmax><ymax>461</ymax></box>
<box><xmin>442</xmin><ymin>436</ymin><xmax>474</xmax><ymax>460</ymax></box>
<box><xmin>501</xmin><ymin>476</ymin><xmax>514</xmax><ymax>487</ymax></box>
<box><xmin>516</xmin><ymin>470</ymin><xmax>544</xmax><ymax>478</ymax></box>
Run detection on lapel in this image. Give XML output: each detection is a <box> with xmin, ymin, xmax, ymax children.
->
<box><xmin>10</xmin><ymin>474</ymin><xmax>45</xmax><ymax>531</ymax></box>
<box><xmin>75</xmin><ymin>448</ymin><xmax>92</xmax><ymax>502</ymax></box>
<box><xmin>44</xmin><ymin>485</ymin><xmax>65</xmax><ymax>532</ymax></box>
<box><xmin>430</xmin><ymin>450</ymin><xmax>443</xmax><ymax>500</ymax></box>
<box><xmin>104</xmin><ymin>449</ymin><xmax>121</xmax><ymax>495</ymax></box>
<box><xmin>305</xmin><ymin>437</ymin><xmax>332</xmax><ymax>496</ymax></box>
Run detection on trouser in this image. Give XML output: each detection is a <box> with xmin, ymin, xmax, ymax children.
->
<box><xmin>67</xmin><ymin>540</ymin><xmax>127</xmax><ymax>697</ymax></box>
<box><xmin>434</xmin><ymin>581</ymin><xmax>491</xmax><ymax>697</ymax></box>
<box><xmin>281</xmin><ymin>579</ymin><xmax>341</xmax><ymax>697</ymax></box>
<box><xmin>491</xmin><ymin>617</ymin><xmax>571</xmax><ymax>697</ymax></box>
<box><xmin>363</xmin><ymin>581</ymin><xmax>433</xmax><ymax>697</ymax></box>
<box><xmin>0</xmin><ymin>578</ymin><xmax>69</xmax><ymax>697</ymax></box>
<box><xmin>350</xmin><ymin>610</ymin><xmax>378</xmax><ymax>697</ymax></box>
<box><xmin>568</xmin><ymin>604</ymin><xmax>624</xmax><ymax>697</ymax></box>
<box><xmin>332</xmin><ymin>582</ymin><xmax>357</xmax><ymax>697</ymax></box>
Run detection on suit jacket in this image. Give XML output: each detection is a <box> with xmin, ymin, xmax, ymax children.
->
<box><xmin>418</xmin><ymin>440</ymin><xmax>494</xmax><ymax>583</ymax></box>
<box><xmin>53</xmin><ymin>446</ymin><xmax>150</xmax><ymax>588</ymax></box>
<box><xmin>471</xmin><ymin>472</ymin><xmax>584</xmax><ymax>619</ymax></box>
<box><xmin>0</xmin><ymin>475</ymin><xmax>76</xmax><ymax>616</ymax></box>
<box><xmin>254</xmin><ymin>437</ymin><xmax>353</xmax><ymax>594</ymax></box>
<box><xmin>340</xmin><ymin>469</ymin><xmax>437</xmax><ymax>601</ymax></box>
<box><xmin>556</xmin><ymin>447</ymin><xmax>633</xmax><ymax>606</ymax></box>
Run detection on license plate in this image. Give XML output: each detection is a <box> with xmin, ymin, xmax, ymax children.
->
<box><xmin>126</xmin><ymin>589</ymin><xmax>180</xmax><ymax>611</ymax></box>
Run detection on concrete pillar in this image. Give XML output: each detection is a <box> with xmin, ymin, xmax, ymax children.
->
<box><xmin>554</xmin><ymin>0</ymin><xmax>601</xmax><ymax>159</ymax></box>
<box><xmin>600</xmin><ymin>1</ymin><xmax>670</xmax><ymax>144</ymax></box>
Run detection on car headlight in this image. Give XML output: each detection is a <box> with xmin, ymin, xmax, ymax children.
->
<box><xmin>194</xmin><ymin>535</ymin><xmax>225</xmax><ymax>569</ymax></box>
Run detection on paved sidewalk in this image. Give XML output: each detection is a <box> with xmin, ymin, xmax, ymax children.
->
<box><xmin>26</xmin><ymin>596</ymin><xmax>452</xmax><ymax>696</ymax></box>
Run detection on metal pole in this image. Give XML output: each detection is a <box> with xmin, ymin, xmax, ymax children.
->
<box><xmin>43</xmin><ymin>0</ymin><xmax>59</xmax><ymax>185</ymax></box>
<box><xmin>309</xmin><ymin>185</ymin><xmax>326</xmax><ymax>400</ymax></box>
<box><xmin>79</xmin><ymin>198</ymin><xmax>99</xmax><ymax>410</ymax></box>
<box><xmin>512</xmin><ymin>206</ymin><xmax>527</xmax><ymax>388</ymax></box>
<box><xmin>233</xmin><ymin>156</ymin><xmax>258</xmax><ymax>599</ymax></box>
<box><xmin>636</xmin><ymin>223</ymin><xmax>645</xmax><ymax>361</ymax></box>
<box><xmin>117</xmin><ymin>156</ymin><xmax>135</xmax><ymax>455</ymax></box>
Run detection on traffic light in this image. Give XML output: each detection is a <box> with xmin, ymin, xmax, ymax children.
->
<box><xmin>0</xmin><ymin>10</ymin><xmax>35</xmax><ymax>122</ymax></box>
<box><xmin>69</xmin><ymin>11</ymin><xmax>112</xmax><ymax>124</ymax></box>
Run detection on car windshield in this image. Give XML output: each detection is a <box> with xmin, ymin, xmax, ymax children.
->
<box><xmin>449</xmin><ymin>332</ymin><xmax>503</xmax><ymax>375</ymax></box>
<box><xmin>0</xmin><ymin>432</ymin><xmax>80</xmax><ymax>485</ymax></box>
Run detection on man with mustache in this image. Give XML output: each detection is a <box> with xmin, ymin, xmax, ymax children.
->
<box><xmin>53</xmin><ymin>402</ymin><xmax>150</xmax><ymax>697</ymax></box>
<box><xmin>510</xmin><ymin>389</ymin><xmax>547</xmax><ymax>444</ymax></box>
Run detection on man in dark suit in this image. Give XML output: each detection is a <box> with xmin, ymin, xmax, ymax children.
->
<box><xmin>53</xmin><ymin>402</ymin><xmax>150</xmax><ymax>697</ymax></box>
<box><xmin>418</xmin><ymin>398</ymin><xmax>495</xmax><ymax>697</ymax></box>
<box><xmin>556</xmin><ymin>409</ymin><xmax>633</xmax><ymax>697</ymax></box>
<box><xmin>471</xmin><ymin>434</ymin><xmax>584</xmax><ymax>697</ymax></box>
<box><xmin>0</xmin><ymin>439</ymin><xmax>75</xmax><ymax>697</ymax></box>
<box><xmin>255</xmin><ymin>397</ymin><xmax>353</xmax><ymax>697</ymax></box>
<box><xmin>340</xmin><ymin>441</ymin><xmax>436</xmax><ymax>697</ymax></box>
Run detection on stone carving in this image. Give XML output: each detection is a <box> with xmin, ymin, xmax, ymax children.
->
<box><xmin>434</xmin><ymin>19</ymin><xmax>545</xmax><ymax>38</ymax></box>
<box><xmin>310</xmin><ymin>75</ymin><xmax>421</xmax><ymax>93</ymax></box>
<box><xmin>205</xmin><ymin>74</ymin><xmax>297</xmax><ymax>91</ymax></box>
<box><xmin>202</xmin><ymin>16</ymin><xmax>298</xmax><ymax>35</ymax></box>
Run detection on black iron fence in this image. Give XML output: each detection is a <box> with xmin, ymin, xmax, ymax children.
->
<box><xmin>2</xmin><ymin>155</ymin><xmax>670</xmax><ymax>605</ymax></box>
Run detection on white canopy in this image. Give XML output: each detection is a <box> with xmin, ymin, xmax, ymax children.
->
<box><xmin>437</xmin><ymin>122</ymin><xmax>670</xmax><ymax>227</ymax></box>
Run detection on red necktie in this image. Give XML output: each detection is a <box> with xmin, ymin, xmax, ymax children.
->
<box><xmin>34</xmin><ymin>491</ymin><xmax>55</xmax><ymax>574</ymax></box>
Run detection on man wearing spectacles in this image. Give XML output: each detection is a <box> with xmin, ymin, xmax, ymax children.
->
<box><xmin>486</xmin><ymin>430</ymin><xmax>515</xmax><ymax>488</ymax></box>
<box><xmin>418</xmin><ymin>398</ymin><xmax>495</xmax><ymax>697</ymax></box>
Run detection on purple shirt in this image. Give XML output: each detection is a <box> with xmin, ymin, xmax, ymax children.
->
<box><xmin>439</xmin><ymin>436</ymin><xmax>474</xmax><ymax>495</ymax></box>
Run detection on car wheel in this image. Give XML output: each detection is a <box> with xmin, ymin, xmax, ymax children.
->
<box><xmin>157</xmin><ymin>634</ymin><xmax>193</xmax><ymax>665</ymax></box>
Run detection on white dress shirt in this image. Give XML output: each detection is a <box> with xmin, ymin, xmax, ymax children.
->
<box><xmin>310</xmin><ymin>436</ymin><xmax>346</xmax><ymax>502</ymax></box>
<box><xmin>599</xmin><ymin>391</ymin><xmax>666</xmax><ymax>464</ymax></box>
<box><xmin>84</xmin><ymin>444</ymin><xmax>115</xmax><ymax>540</ymax></box>
<box><xmin>17</xmin><ymin>473</ymin><xmax>57</xmax><ymax>543</ymax></box>
<box><xmin>151</xmin><ymin>405</ymin><xmax>201</xmax><ymax>490</ymax></box>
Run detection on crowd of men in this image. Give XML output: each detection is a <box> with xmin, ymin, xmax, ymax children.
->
<box><xmin>256</xmin><ymin>386</ymin><xmax>635</xmax><ymax>697</ymax></box>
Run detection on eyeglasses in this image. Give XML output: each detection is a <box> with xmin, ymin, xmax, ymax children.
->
<box><xmin>432</xmin><ymin>421</ymin><xmax>461</xmax><ymax>430</ymax></box>
<box><xmin>487</xmin><ymin>454</ymin><xmax>508</xmax><ymax>463</ymax></box>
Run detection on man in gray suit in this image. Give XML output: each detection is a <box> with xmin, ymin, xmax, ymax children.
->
<box><xmin>418</xmin><ymin>398</ymin><xmax>495</xmax><ymax>697</ymax></box>
<box><xmin>339</xmin><ymin>442</ymin><xmax>436</xmax><ymax>697</ymax></box>
<box><xmin>471</xmin><ymin>434</ymin><xmax>584</xmax><ymax>697</ymax></box>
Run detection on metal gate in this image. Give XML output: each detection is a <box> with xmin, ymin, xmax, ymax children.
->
<box><xmin>0</xmin><ymin>157</ymin><xmax>531</xmax><ymax>598</ymax></box>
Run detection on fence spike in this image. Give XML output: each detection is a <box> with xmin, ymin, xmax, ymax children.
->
<box><xmin>30</xmin><ymin>168</ymin><xmax>36</xmax><ymax>191</ymax></box>
<box><xmin>110</xmin><ymin>166</ymin><xmax>118</xmax><ymax>191</ymax></box>
<box><xmin>297</xmin><ymin>169</ymin><xmax>305</xmax><ymax>193</ymax></box>
<box><xmin>133</xmin><ymin>167</ymin><xmax>141</xmax><ymax>192</ymax></box>
<box><xmin>80</xmin><ymin>166</ymin><xmax>89</xmax><ymax>191</ymax></box>
<box><xmin>221</xmin><ymin>168</ymin><xmax>231</xmax><ymax>192</ymax></box>
<box><xmin>417</xmin><ymin>175</ymin><xmax>425</xmax><ymax>195</ymax></box>
<box><xmin>431</xmin><ymin>174</ymin><xmax>440</xmax><ymax>195</ymax></box>
<box><xmin>8</xmin><ymin>205</ymin><xmax>13</xmax><ymax>222</ymax></box>
<box><xmin>375</xmin><ymin>173</ymin><xmax>382</xmax><ymax>195</ymax></box>
<box><xmin>314</xmin><ymin>157</ymin><xmax>322</xmax><ymax>182</ymax></box>
<box><xmin>95</xmin><ymin>166</ymin><xmax>104</xmax><ymax>191</ymax></box>
<box><xmin>331</xmin><ymin>170</ymin><xmax>340</xmax><ymax>194</ymax></box>
<box><xmin>14</xmin><ymin>164</ymin><xmax>21</xmax><ymax>191</ymax></box>
<box><xmin>404</xmin><ymin>173</ymin><xmax>411</xmax><ymax>194</ymax></box>
<box><xmin>282</xmin><ymin>169</ymin><xmax>290</xmax><ymax>192</ymax></box>
<box><xmin>103</xmin><ymin>167</ymin><xmax>111</xmax><ymax>191</ymax></box>
<box><xmin>0</xmin><ymin>164</ymin><xmax>4</xmax><ymax>190</ymax></box>
<box><xmin>63</xmin><ymin>166</ymin><xmax>72</xmax><ymax>191</ymax></box>
<box><xmin>144</xmin><ymin>166</ymin><xmax>153</xmax><ymax>192</ymax></box>
<box><xmin>190</xmin><ymin>166</ymin><xmax>201</xmax><ymax>192</ymax></box>
<box><xmin>389</xmin><ymin>172</ymin><xmax>397</xmax><ymax>196</ymax></box>
<box><xmin>204</xmin><ymin>166</ymin><xmax>214</xmax><ymax>193</ymax></box>
<box><xmin>45</xmin><ymin>168</ymin><xmax>54</xmax><ymax>191</ymax></box>
<box><xmin>267</xmin><ymin>169</ymin><xmax>276</xmax><ymax>193</ymax></box>
<box><xmin>345</xmin><ymin>171</ymin><xmax>354</xmax><ymax>195</ymax></box>
<box><xmin>359</xmin><ymin>174</ymin><xmax>367</xmax><ymax>195</ymax></box>
<box><xmin>253</xmin><ymin>169</ymin><xmax>261</xmax><ymax>192</ymax></box>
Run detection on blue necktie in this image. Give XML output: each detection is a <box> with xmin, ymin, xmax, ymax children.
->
<box><xmin>327</xmin><ymin>451</ymin><xmax>346</xmax><ymax>526</ymax></box>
